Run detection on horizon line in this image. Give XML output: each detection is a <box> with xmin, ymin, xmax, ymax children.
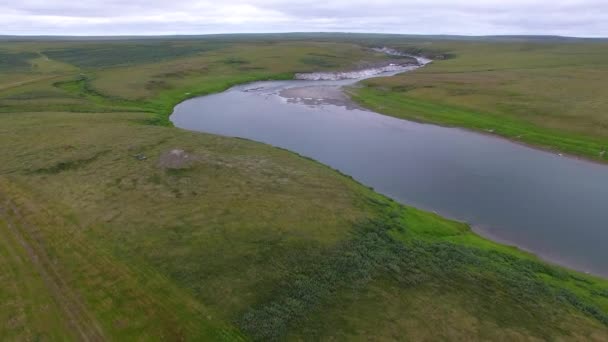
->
<box><xmin>1</xmin><ymin>32</ymin><xmax>607</xmax><ymax>39</ymax></box>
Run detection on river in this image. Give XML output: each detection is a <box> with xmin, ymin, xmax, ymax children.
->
<box><xmin>171</xmin><ymin>57</ymin><xmax>608</xmax><ymax>277</ymax></box>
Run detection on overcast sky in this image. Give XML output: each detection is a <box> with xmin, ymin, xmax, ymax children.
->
<box><xmin>1</xmin><ymin>0</ymin><xmax>607</xmax><ymax>37</ymax></box>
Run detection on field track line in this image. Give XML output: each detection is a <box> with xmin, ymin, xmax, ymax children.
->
<box><xmin>0</xmin><ymin>186</ymin><xmax>106</xmax><ymax>341</ymax></box>
<box><xmin>0</xmin><ymin>75</ymin><xmax>62</xmax><ymax>91</ymax></box>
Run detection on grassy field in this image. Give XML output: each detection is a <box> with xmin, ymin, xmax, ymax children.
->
<box><xmin>351</xmin><ymin>39</ymin><xmax>608</xmax><ymax>161</ymax></box>
<box><xmin>1</xmin><ymin>35</ymin><xmax>607</xmax><ymax>340</ymax></box>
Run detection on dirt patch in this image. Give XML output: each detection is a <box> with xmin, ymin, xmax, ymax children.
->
<box><xmin>158</xmin><ymin>149</ymin><xmax>195</xmax><ymax>169</ymax></box>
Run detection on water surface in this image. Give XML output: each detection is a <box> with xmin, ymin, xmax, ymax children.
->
<box><xmin>171</xmin><ymin>68</ymin><xmax>608</xmax><ymax>277</ymax></box>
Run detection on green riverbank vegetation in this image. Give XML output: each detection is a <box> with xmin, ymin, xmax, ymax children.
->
<box><xmin>351</xmin><ymin>38</ymin><xmax>608</xmax><ymax>161</ymax></box>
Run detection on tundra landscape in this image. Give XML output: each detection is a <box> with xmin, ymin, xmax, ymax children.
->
<box><xmin>1</xmin><ymin>33</ymin><xmax>608</xmax><ymax>340</ymax></box>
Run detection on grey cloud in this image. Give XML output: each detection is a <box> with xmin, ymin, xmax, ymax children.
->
<box><xmin>0</xmin><ymin>0</ymin><xmax>606</xmax><ymax>37</ymax></box>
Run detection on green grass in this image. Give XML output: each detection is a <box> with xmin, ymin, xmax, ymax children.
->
<box><xmin>42</xmin><ymin>41</ymin><xmax>227</xmax><ymax>68</ymax></box>
<box><xmin>0</xmin><ymin>34</ymin><xmax>607</xmax><ymax>340</ymax></box>
<box><xmin>0</xmin><ymin>51</ymin><xmax>38</xmax><ymax>71</ymax></box>
<box><xmin>352</xmin><ymin>87</ymin><xmax>608</xmax><ymax>159</ymax></box>
<box><xmin>351</xmin><ymin>40</ymin><xmax>608</xmax><ymax>161</ymax></box>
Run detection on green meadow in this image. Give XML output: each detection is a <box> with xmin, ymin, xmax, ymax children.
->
<box><xmin>1</xmin><ymin>34</ymin><xmax>607</xmax><ymax>340</ymax></box>
<box><xmin>351</xmin><ymin>39</ymin><xmax>608</xmax><ymax>161</ymax></box>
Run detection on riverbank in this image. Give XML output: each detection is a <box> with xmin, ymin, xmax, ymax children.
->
<box><xmin>171</xmin><ymin>65</ymin><xmax>608</xmax><ymax>278</ymax></box>
<box><xmin>350</xmin><ymin>42</ymin><xmax>608</xmax><ymax>163</ymax></box>
<box><xmin>351</xmin><ymin>86</ymin><xmax>608</xmax><ymax>164</ymax></box>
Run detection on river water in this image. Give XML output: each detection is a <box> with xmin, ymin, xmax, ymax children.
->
<box><xmin>171</xmin><ymin>61</ymin><xmax>608</xmax><ymax>277</ymax></box>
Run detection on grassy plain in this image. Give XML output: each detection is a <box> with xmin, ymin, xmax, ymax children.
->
<box><xmin>351</xmin><ymin>40</ymin><xmax>608</xmax><ymax>161</ymax></box>
<box><xmin>1</xmin><ymin>35</ymin><xmax>607</xmax><ymax>340</ymax></box>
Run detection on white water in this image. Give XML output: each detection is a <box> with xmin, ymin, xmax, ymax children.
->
<box><xmin>294</xmin><ymin>52</ymin><xmax>431</xmax><ymax>81</ymax></box>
